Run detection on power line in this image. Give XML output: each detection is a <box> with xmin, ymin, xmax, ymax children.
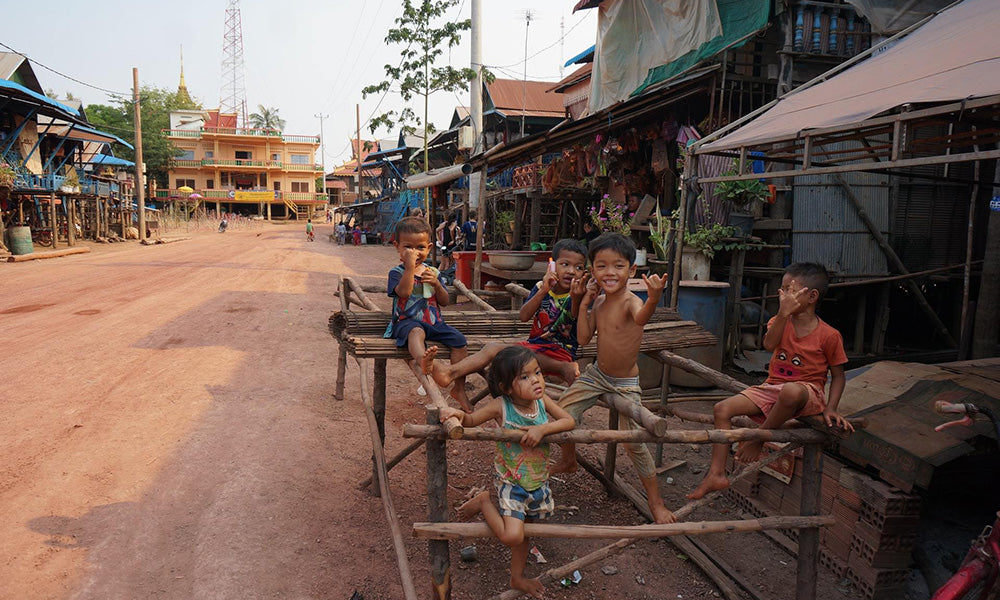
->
<box><xmin>485</xmin><ymin>12</ymin><xmax>589</xmax><ymax>70</ymax></box>
<box><xmin>0</xmin><ymin>41</ymin><xmax>131</xmax><ymax>98</ymax></box>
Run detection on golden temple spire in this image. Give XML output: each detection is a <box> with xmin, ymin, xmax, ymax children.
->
<box><xmin>177</xmin><ymin>45</ymin><xmax>192</xmax><ymax>104</ymax></box>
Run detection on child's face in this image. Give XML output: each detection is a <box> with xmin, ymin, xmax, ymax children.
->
<box><xmin>590</xmin><ymin>248</ymin><xmax>635</xmax><ymax>294</ymax></box>
<box><xmin>394</xmin><ymin>231</ymin><xmax>432</xmax><ymax>263</ymax></box>
<box><xmin>507</xmin><ymin>358</ymin><xmax>545</xmax><ymax>401</ymax></box>
<box><xmin>780</xmin><ymin>273</ymin><xmax>819</xmax><ymax>310</ymax></box>
<box><xmin>551</xmin><ymin>251</ymin><xmax>587</xmax><ymax>293</ymax></box>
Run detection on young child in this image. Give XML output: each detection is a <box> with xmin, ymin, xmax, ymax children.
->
<box><xmin>386</xmin><ymin>216</ymin><xmax>471</xmax><ymax>409</ymax></box>
<box><xmin>440</xmin><ymin>346</ymin><xmax>575</xmax><ymax>599</ymax></box>
<box><xmin>306</xmin><ymin>219</ymin><xmax>314</xmax><ymax>242</ymax></box>
<box><xmin>687</xmin><ymin>262</ymin><xmax>853</xmax><ymax>500</ymax></box>
<box><xmin>421</xmin><ymin>239</ymin><xmax>588</xmax><ymax>390</ymax></box>
<box><xmin>551</xmin><ymin>233</ymin><xmax>677</xmax><ymax>524</ymax></box>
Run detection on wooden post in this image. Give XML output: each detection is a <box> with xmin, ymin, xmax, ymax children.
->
<box><xmin>726</xmin><ymin>247</ymin><xmax>746</xmax><ymax>361</ymax></box>
<box><xmin>49</xmin><ymin>194</ymin><xmax>58</xmax><ymax>250</ymax></box>
<box><xmin>795</xmin><ymin>443</ymin><xmax>823</xmax><ymax>600</ymax></box>
<box><xmin>359</xmin><ymin>438</ymin><xmax>424</xmax><ymax>489</ymax></box>
<box><xmin>655</xmin><ymin>363</ymin><xmax>670</xmax><ymax>466</ymax></box>
<box><xmin>604</xmin><ymin>407</ymin><xmax>619</xmax><ymax>496</ymax></box>
<box><xmin>67</xmin><ymin>197</ymin><xmax>76</xmax><ymax>246</ymax></box>
<box><xmin>853</xmin><ymin>292</ymin><xmax>867</xmax><ymax>355</ymax></box>
<box><xmin>473</xmin><ymin>163</ymin><xmax>487</xmax><ymax>289</ymax></box>
<box><xmin>529</xmin><ymin>193</ymin><xmax>541</xmax><ymax>247</ymax></box>
<box><xmin>335</xmin><ymin>279</ymin><xmax>350</xmax><ymax>401</ymax></box>
<box><xmin>133</xmin><ymin>67</ymin><xmax>146</xmax><ymax>244</ymax></box>
<box><xmin>426</xmin><ymin>408</ymin><xmax>451</xmax><ymax>600</ymax></box>
<box><xmin>872</xmin><ymin>282</ymin><xmax>890</xmax><ymax>354</ymax></box>
<box><xmin>512</xmin><ymin>195</ymin><xmax>524</xmax><ymax>249</ymax></box>
<box><xmin>371</xmin><ymin>358</ymin><xmax>388</xmax><ymax>498</ymax></box>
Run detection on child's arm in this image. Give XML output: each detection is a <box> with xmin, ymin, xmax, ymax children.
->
<box><xmin>633</xmin><ymin>273</ymin><xmax>666</xmax><ymax>325</ymax></box>
<box><xmin>822</xmin><ymin>365</ymin><xmax>854</xmax><ymax>432</ymax></box>
<box><xmin>568</xmin><ymin>273</ymin><xmax>590</xmax><ymax>319</ymax></box>
<box><xmin>519</xmin><ymin>396</ymin><xmax>576</xmax><ymax>448</ymax></box>
<box><xmin>764</xmin><ymin>287</ymin><xmax>810</xmax><ymax>350</ymax></box>
<box><xmin>393</xmin><ymin>250</ymin><xmax>420</xmax><ymax>298</ymax></box>
<box><xmin>519</xmin><ymin>275</ymin><xmax>555</xmax><ymax>322</ymax></box>
<box><xmin>440</xmin><ymin>399</ymin><xmax>502</xmax><ymax>428</ymax></box>
<box><xmin>575</xmin><ymin>278</ymin><xmax>600</xmax><ymax>346</ymax></box>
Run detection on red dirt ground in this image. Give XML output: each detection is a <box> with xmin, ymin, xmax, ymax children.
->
<box><xmin>1</xmin><ymin>223</ymin><xmax>858</xmax><ymax>599</ymax></box>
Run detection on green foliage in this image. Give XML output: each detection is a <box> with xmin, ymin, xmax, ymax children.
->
<box><xmin>715</xmin><ymin>159</ymin><xmax>769</xmax><ymax>209</ymax></box>
<box><xmin>683</xmin><ymin>222</ymin><xmax>743</xmax><ymax>259</ymax></box>
<box><xmin>589</xmin><ymin>194</ymin><xmax>632</xmax><ymax>236</ymax></box>
<box><xmin>363</xmin><ymin>0</ymin><xmax>476</xmax><ymax>172</ymax></box>
<box><xmin>85</xmin><ymin>86</ymin><xmax>201</xmax><ymax>187</ymax></box>
<box><xmin>315</xmin><ymin>176</ymin><xmax>324</xmax><ymax>193</ymax></box>
<box><xmin>648</xmin><ymin>199</ymin><xmax>676</xmax><ymax>261</ymax></box>
<box><xmin>494</xmin><ymin>209</ymin><xmax>514</xmax><ymax>232</ymax></box>
<box><xmin>0</xmin><ymin>161</ymin><xmax>15</xmax><ymax>187</ymax></box>
<box><xmin>249</xmin><ymin>105</ymin><xmax>285</xmax><ymax>131</ymax></box>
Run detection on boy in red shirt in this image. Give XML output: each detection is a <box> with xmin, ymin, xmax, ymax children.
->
<box><xmin>688</xmin><ymin>262</ymin><xmax>854</xmax><ymax>500</ymax></box>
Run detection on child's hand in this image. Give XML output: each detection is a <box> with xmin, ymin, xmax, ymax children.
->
<box><xmin>518</xmin><ymin>425</ymin><xmax>545</xmax><ymax>448</ymax></box>
<box><xmin>402</xmin><ymin>248</ymin><xmax>419</xmax><ymax>269</ymax></box>
<box><xmin>582</xmin><ymin>277</ymin><xmax>599</xmax><ymax>304</ymax></box>
<box><xmin>420</xmin><ymin>270</ymin><xmax>441</xmax><ymax>288</ymax></box>
<box><xmin>642</xmin><ymin>273</ymin><xmax>666</xmax><ymax>295</ymax></box>
<box><xmin>570</xmin><ymin>273</ymin><xmax>590</xmax><ymax>300</ymax></box>
<box><xmin>439</xmin><ymin>406</ymin><xmax>464</xmax><ymax>424</ymax></box>
<box><xmin>778</xmin><ymin>286</ymin><xmax>809</xmax><ymax>317</ymax></box>
<box><xmin>822</xmin><ymin>408</ymin><xmax>854</xmax><ymax>433</ymax></box>
<box><xmin>539</xmin><ymin>270</ymin><xmax>558</xmax><ymax>293</ymax></box>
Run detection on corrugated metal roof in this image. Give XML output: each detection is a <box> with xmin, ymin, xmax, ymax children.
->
<box><xmin>547</xmin><ymin>63</ymin><xmax>592</xmax><ymax>94</ymax></box>
<box><xmin>0</xmin><ymin>78</ymin><xmax>83</xmax><ymax>121</ymax></box>
<box><xmin>564</xmin><ymin>45</ymin><xmax>595</xmax><ymax>66</ymax></box>
<box><xmin>486</xmin><ymin>78</ymin><xmax>565</xmax><ymax>118</ymax></box>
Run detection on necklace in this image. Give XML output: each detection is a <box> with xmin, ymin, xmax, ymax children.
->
<box><xmin>511</xmin><ymin>400</ymin><xmax>538</xmax><ymax>419</ymax></box>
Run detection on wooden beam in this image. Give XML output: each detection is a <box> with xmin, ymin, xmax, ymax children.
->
<box><xmin>425</xmin><ymin>408</ymin><xmax>451</xmax><ymax>599</ymax></box>
<box><xmin>344</xmin><ymin>276</ymin><xmax>380</xmax><ymax>311</ymax></box>
<box><xmin>402</xmin><ymin>423</ymin><xmax>829</xmax><ymax>445</ymax></box>
<box><xmin>370</xmin><ymin>358</ymin><xmax>387</xmax><ymax>498</ymax></box>
<box><xmin>795</xmin><ymin>444</ymin><xmax>824</xmax><ymax>600</ymax></box>
<box><xmin>604</xmin><ymin>392</ymin><xmax>669</xmax><ymax>437</ymax></box>
<box><xmin>404</xmin><ymin>361</ymin><xmax>464</xmax><ymax>438</ymax></box>
<box><xmin>358</xmin><ymin>438</ymin><xmax>424</xmax><ymax>490</ymax></box>
<box><xmin>413</xmin><ymin>515</ymin><xmax>833</xmax><ymax>541</ymax></box>
<box><xmin>453</xmin><ymin>279</ymin><xmax>497</xmax><ymax>312</ymax></box>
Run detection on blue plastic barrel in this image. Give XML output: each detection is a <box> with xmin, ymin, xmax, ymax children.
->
<box><xmin>9</xmin><ymin>226</ymin><xmax>33</xmax><ymax>255</ymax></box>
<box><xmin>672</xmin><ymin>280</ymin><xmax>730</xmax><ymax>387</ymax></box>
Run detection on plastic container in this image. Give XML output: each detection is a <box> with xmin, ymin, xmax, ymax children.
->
<box><xmin>9</xmin><ymin>226</ymin><xmax>33</xmax><ymax>255</ymax></box>
<box><xmin>671</xmin><ymin>280</ymin><xmax>730</xmax><ymax>387</ymax></box>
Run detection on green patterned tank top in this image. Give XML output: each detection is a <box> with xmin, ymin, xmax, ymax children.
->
<box><xmin>493</xmin><ymin>396</ymin><xmax>551</xmax><ymax>491</ymax></box>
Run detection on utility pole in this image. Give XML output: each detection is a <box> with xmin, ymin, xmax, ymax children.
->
<box><xmin>315</xmin><ymin>112</ymin><xmax>328</xmax><ymax>203</ymax></box>
<box><xmin>521</xmin><ymin>10</ymin><xmax>533</xmax><ymax>137</ymax></box>
<box><xmin>133</xmin><ymin>67</ymin><xmax>146</xmax><ymax>243</ymax></box>
<box><xmin>356</xmin><ymin>103</ymin><xmax>363</xmax><ymax>203</ymax></box>
<box><xmin>469</xmin><ymin>0</ymin><xmax>483</xmax><ymax>210</ymax></box>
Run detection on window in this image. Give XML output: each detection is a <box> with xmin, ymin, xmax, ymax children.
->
<box><xmin>289</xmin><ymin>154</ymin><xmax>309</xmax><ymax>165</ymax></box>
<box><xmin>273</xmin><ymin>181</ymin><xmax>281</xmax><ymax>191</ymax></box>
<box><xmin>176</xmin><ymin>178</ymin><xmax>195</xmax><ymax>189</ymax></box>
<box><xmin>204</xmin><ymin>151</ymin><xmax>214</xmax><ymax>159</ymax></box>
<box><xmin>220</xmin><ymin>172</ymin><xmax>229</xmax><ymax>186</ymax></box>
<box><xmin>259</xmin><ymin>173</ymin><xmax>267</xmax><ymax>186</ymax></box>
<box><xmin>271</xmin><ymin>153</ymin><xmax>280</xmax><ymax>161</ymax></box>
<box><xmin>235</xmin><ymin>150</ymin><xmax>252</xmax><ymax>160</ymax></box>
<box><xmin>177</xmin><ymin>149</ymin><xmax>195</xmax><ymax>160</ymax></box>
<box><xmin>205</xmin><ymin>179</ymin><xmax>214</xmax><ymax>189</ymax></box>
<box><xmin>291</xmin><ymin>181</ymin><xmax>309</xmax><ymax>193</ymax></box>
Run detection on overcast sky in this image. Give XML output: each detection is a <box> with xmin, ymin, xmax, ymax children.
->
<box><xmin>1</xmin><ymin>1</ymin><xmax>597</xmax><ymax>167</ymax></box>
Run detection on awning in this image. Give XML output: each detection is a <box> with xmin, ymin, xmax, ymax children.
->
<box><xmin>49</xmin><ymin>124</ymin><xmax>135</xmax><ymax>149</ymax></box>
<box><xmin>0</xmin><ymin>78</ymin><xmax>87</xmax><ymax>124</ymax></box>
<box><xmin>699</xmin><ymin>0</ymin><xmax>1000</xmax><ymax>153</ymax></box>
<box><xmin>333</xmin><ymin>200</ymin><xmax>375</xmax><ymax>211</ymax></box>
<box><xmin>88</xmin><ymin>154</ymin><xmax>134</xmax><ymax>167</ymax></box>
<box><xmin>564</xmin><ymin>45</ymin><xmax>595</xmax><ymax>67</ymax></box>
<box><xmin>631</xmin><ymin>0</ymin><xmax>770</xmax><ymax>97</ymax></box>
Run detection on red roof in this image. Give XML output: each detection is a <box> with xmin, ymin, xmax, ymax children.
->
<box><xmin>204</xmin><ymin>110</ymin><xmax>238</xmax><ymax>128</ymax></box>
<box><xmin>487</xmin><ymin>78</ymin><xmax>565</xmax><ymax>118</ymax></box>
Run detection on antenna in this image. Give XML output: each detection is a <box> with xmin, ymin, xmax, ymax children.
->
<box><xmin>521</xmin><ymin>9</ymin><xmax>534</xmax><ymax>137</ymax></box>
<box><xmin>559</xmin><ymin>16</ymin><xmax>565</xmax><ymax>78</ymax></box>
<box><xmin>221</xmin><ymin>0</ymin><xmax>248</xmax><ymax>127</ymax></box>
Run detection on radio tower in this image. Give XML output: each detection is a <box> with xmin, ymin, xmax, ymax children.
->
<box><xmin>221</xmin><ymin>0</ymin><xmax>248</xmax><ymax>127</ymax></box>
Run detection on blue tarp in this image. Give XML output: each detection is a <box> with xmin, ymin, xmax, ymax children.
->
<box><xmin>88</xmin><ymin>154</ymin><xmax>134</xmax><ymax>167</ymax></box>
<box><xmin>74</xmin><ymin>124</ymin><xmax>135</xmax><ymax>150</ymax></box>
<box><xmin>565</xmin><ymin>45</ymin><xmax>595</xmax><ymax>67</ymax></box>
<box><xmin>0</xmin><ymin>78</ymin><xmax>82</xmax><ymax>119</ymax></box>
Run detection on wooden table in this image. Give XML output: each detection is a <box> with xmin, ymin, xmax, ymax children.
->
<box><xmin>479</xmin><ymin>261</ymin><xmax>547</xmax><ymax>281</ymax></box>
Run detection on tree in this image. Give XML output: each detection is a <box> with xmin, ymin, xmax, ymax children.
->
<box><xmin>86</xmin><ymin>86</ymin><xmax>201</xmax><ymax>187</ymax></box>
<box><xmin>249</xmin><ymin>105</ymin><xmax>285</xmax><ymax>131</ymax></box>
<box><xmin>363</xmin><ymin>0</ymin><xmax>475</xmax><ymax>209</ymax></box>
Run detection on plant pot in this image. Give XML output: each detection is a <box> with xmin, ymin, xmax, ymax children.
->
<box><xmin>635</xmin><ymin>248</ymin><xmax>647</xmax><ymax>266</ymax></box>
<box><xmin>503</xmin><ymin>232</ymin><xmax>514</xmax><ymax>245</ymax></box>
<box><xmin>681</xmin><ymin>246</ymin><xmax>711</xmax><ymax>281</ymax></box>
<box><xmin>728</xmin><ymin>211</ymin><xmax>754</xmax><ymax>238</ymax></box>
<box><xmin>647</xmin><ymin>258</ymin><xmax>670</xmax><ymax>277</ymax></box>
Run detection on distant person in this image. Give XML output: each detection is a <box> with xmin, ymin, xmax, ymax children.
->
<box><xmin>335</xmin><ymin>222</ymin><xmax>347</xmax><ymax>245</ymax></box>
<box><xmin>436</xmin><ymin>213</ymin><xmax>459</xmax><ymax>272</ymax></box>
<box><xmin>688</xmin><ymin>262</ymin><xmax>853</xmax><ymax>500</ymax></box>
<box><xmin>326</xmin><ymin>210</ymin><xmax>332</xmax><ymax>224</ymax></box>
<box><xmin>218</xmin><ymin>218</ymin><xmax>228</xmax><ymax>233</ymax></box>
<box><xmin>352</xmin><ymin>227</ymin><xmax>362</xmax><ymax>246</ymax></box>
<box><xmin>460</xmin><ymin>210</ymin><xmax>479</xmax><ymax>251</ymax></box>
<box><xmin>306</xmin><ymin>219</ymin><xmax>315</xmax><ymax>242</ymax></box>
<box><xmin>581</xmin><ymin>221</ymin><xmax>600</xmax><ymax>246</ymax></box>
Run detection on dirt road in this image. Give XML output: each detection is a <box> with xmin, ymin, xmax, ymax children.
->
<box><xmin>2</xmin><ymin>224</ymin><xmax>849</xmax><ymax>600</ymax></box>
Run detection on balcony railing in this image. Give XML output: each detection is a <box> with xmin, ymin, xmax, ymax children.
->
<box><xmin>173</xmin><ymin>159</ymin><xmax>202</xmax><ymax>167</ymax></box>
<box><xmin>284</xmin><ymin>163</ymin><xmax>324</xmax><ymax>171</ymax></box>
<box><xmin>202</xmin><ymin>126</ymin><xmax>281</xmax><ymax>138</ymax></box>
<box><xmin>154</xmin><ymin>188</ymin><xmax>329</xmax><ymax>203</ymax></box>
<box><xmin>281</xmin><ymin>134</ymin><xmax>320</xmax><ymax>144</ymax></box>
<box><xmin>162</xmin><ymin>129</ymin><xmax>202</xmax><ymax>138</ymax></box>
<box><xmin>169</xmin><ymin>158</ymin><xmax>323</xmax><ymax>171</ymax></box>
<box><xmin>161</xmin><ymin>129</ymin><xmax>319</xmax><ymax>144</ymax></box>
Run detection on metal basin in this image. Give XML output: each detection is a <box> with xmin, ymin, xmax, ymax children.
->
<box><xmin>488</xmin><ymin>251</ymin><xmax>536</xmax><ymax>270</ymax></box>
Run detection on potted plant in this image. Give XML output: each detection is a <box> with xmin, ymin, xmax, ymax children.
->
<box><xmin>0</xmin><ymin>161</ymin><xmax>15</xmax><ymax>200</ymax></box>
<box><xmin>714</xmin><ymin>159</ymin><xmax>768</xmax><ymax>237</ymax></box>
<box><xmin>588</xmin><ymin>193</ymin><xmax>632</xmax><ymax>236</ymax></box>
<box><xmin>494</xmin><ymin>209</ymin><xmax>515</xmax><ymax>245</ymax></box>
<box><xmin>647</xmin><ymin>200</ymin><xmax>675</xmax><ymax>277</ymax></box>
<box><xmin>682</xmin><ymin>222</ymin><xmax>741</xmax><ymax>280</ymax></box>
<box><xmin>61</xmin><ymin>168</ymin><xmax>81</xmax><ymax>194</ymax></box>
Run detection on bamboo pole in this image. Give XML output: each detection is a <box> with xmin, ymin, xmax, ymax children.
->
<box><xmin>371</xmin><ymin>358</ymin><xmax>387</xmax><ymax>498</ymax></box>
<box><xmin>414</xmin><ymin>515</ymin><xmax>833</xmax><ymax>541</ymax></box>
<box><xmin>334</xmin><ymin>279</ymin><xmax>350</xmax><ymax>401</ymax></box>
<box><xmin>404</xmin><ymin>360</ymin><xmax>464</xmax><ymax>438</ymax></box>
<box><xmin>344</xmin><ymin>276</ymin><xmax>379</xmax><ymax>311</ymax></box>
<box><xmin>402</xmin><ymin>423</ymin><xmax>829</xmax><ymax>445</ymax></box>
<box><xmin>359</xmin><ymin>438</ymin><xmax>424</xmax><ymax>490</ymax></box>
<box><xmin>453</xmin><ymin>279</ymin><xmax>497</xmax><ymax>312</ymax></box>
<box><xmin>354</xmin><ymin>358</ymin><xmax>419</xmax><ymax>600</ymax></box>
<box><xmin>604</xmin><ymin>392</ymin><xmax>669</xmax><ymax>437</ymax></box>
<box><xmin>425</xmin><ymin>407</ymin><xmax>451</xmax><ymax>599</ymax></box>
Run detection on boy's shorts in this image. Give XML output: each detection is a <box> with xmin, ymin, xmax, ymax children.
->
<box><xmin>558</xmin><ymin>363</ymin><xmax>656</xmax><ymax>479</ymax></box>
<box><xmin>496</xmin><ymin>480</ymin><xmax>553</xmax><ymax>521</ymax></box>
<box><xmin>516</xmin><ymin>341</ymin><xmax>575</xmax><ymax>364</ymax></box>
<box><xmin>741</xmin><ymin>381</ymin><xmax>826</xmax><ymax>425</ymax></box>
<box><xmin>390</xmin><ymin>319</ymin><xmax>467</xmax><ymax>349</ymax></box>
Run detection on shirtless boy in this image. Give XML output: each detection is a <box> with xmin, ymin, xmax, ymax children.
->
<box><xmin>551</xmin><ymin>233</ymin><xmax>676</xmax><ymax>524</ymax></box>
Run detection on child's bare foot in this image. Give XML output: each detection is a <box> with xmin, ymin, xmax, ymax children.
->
<box><xmin>686</xmin><ymin>474</ymin><xmax>730</xmax><ymax>500</ymax></box>
<box><xmin>735</xmin><ymin>440</ymin><xmax>764</xmax><ymax>463</ymax></box>
<box><xmin>450</xmin><ymin>386</ymin><xmax>472</xmax><ymax>412</ymax></box>
<box><xmin>420</xmin><ymin>346</ymin><xmax>438</xmax><ymax>375</ymax></box>
<box><xmin>511</xmin><ymin>575</ymin><xmax>545</xmax><ymax>599</ymax></box>
<box><xmin>457</xmin><ymin>490</ymin><xmax>489</xmax><ymax>520</ymax></box>
<box><xmin>650</xmin><ymin>503</ymin><xmax>677</xmax><ymax>524</ymax></box>
<box><xmin>549</xmin><ymin>456</ymin><xmax>578</xmax><ymax>474</ymax></box>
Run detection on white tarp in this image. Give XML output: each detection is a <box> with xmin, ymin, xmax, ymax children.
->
<box><xmin>588</xmin><ymin>0</ymin><xmax>722</xmax><ymax>113</ymax></box>
<box><xmin>700</xmin><ymin>0</ymin><xmax>1000</xmax><ymax>153</ymax></box>
<box><xmin>844</xmin><ymin>0</ymin><xmax>955</xmax><ymax>34</ymax></box>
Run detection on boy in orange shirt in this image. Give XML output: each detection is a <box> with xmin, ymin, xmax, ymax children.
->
<box><xmin>688</xmin><ymin>262</ymin><xmax>854</xmax><ymax>500</ymax></box>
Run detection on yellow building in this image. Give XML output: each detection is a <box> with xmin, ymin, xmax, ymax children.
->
<box><xmin>160</xmin><ymin>108</ymin><xmax>327</xmax><ymax>220</ymax></box>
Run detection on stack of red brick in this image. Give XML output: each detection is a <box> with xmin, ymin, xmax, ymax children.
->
<box><xmin>511</xmin><ymin>163</ymin><xmax>541</xmax><ymax>189</ymax></box>
<box><xmin>725</xmin><ymin>445</ymin><xmax>921</xmax><ymax>600</ymax></box>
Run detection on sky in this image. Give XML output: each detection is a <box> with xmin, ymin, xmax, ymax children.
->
<box><xmin>1</xmin><ymin>0</ymin><xmax>597</xmax><ymax>168</ymax></box>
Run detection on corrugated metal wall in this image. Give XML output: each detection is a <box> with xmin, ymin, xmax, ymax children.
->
<box><xmin>792</xmin><ymin>170</ymin><xmax>891</xmax><ymax>276</ymax></box>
